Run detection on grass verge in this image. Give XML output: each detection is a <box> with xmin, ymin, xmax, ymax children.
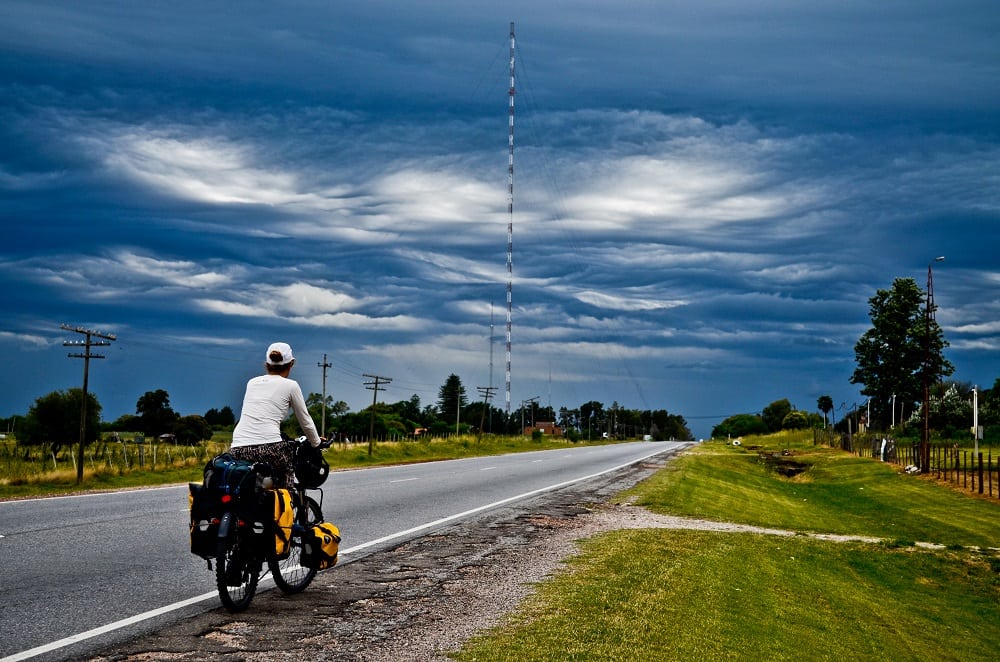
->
<box><xmin>620</xmin><ymin>432</ymin><xmax>1000</xmax><ymax>548</ymax></box>
<box><xmin>457</xmin><ymin>530</ymin><xmax>1000</xmax><ymax>661</ymax></box>
<box><xmin>455</xmin><ymin>433</ymin><xmax>1000</xmax><ymax>661</ymax></box>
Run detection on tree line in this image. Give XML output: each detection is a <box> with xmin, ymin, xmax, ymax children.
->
<box><xmin>285</xmin><ymin>373</ymin><xmax>692</xmax><ymax>442</ymax></box>
<box><xmin>4</xmin><ymin>388</ymin><xmax>234</xmax><ymax>451</ymax></box>
<box><xmin>2</xmin><ymin>374</ymin><xmax>692</xmax><ymax>453</ymax></box>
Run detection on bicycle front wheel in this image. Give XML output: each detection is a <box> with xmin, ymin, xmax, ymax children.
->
<box><xmin>269</xmin><ymin>494</ymin><xmax>322</xmax><ymax>594</ymax></box>
<box><xmin>216</xmin><ymin>530</ymin><xmax>261</xmax><ymax>612</ymax></box>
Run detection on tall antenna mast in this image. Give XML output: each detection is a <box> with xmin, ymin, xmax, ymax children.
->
<box><xmin>489</xmin><ymin>301</ymin><xmax>495</xmax><ymax>390</ymax></box>
<box><xmin>505</xmin><ymin>20</ymin><xmax>515</xmax><ymax>414</ymax></box>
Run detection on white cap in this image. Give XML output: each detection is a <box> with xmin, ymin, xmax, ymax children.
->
<box><xmin>265</xmin><ymin>342</ymin><xmax>295</xmax><ymax>366</ymax></box>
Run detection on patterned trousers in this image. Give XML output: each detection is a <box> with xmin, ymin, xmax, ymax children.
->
<box><xmin>228</xmin><ymin>440</ymin><xmax>297</xmax><ymax>488</ymax></box>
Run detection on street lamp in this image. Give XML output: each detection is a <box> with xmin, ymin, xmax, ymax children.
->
<box><xmin>921</xmin><ymin>256</ymin><xmax>945</xmax><ymax>474</ymax></box>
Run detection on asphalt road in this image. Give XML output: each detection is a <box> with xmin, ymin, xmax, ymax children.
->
<box><xmin>0</xmin><ymin>441</ymin><xmax>688</xmax><ymax>661</ymax></box>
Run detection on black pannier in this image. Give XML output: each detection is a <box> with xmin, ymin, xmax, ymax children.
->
<box><xmin>294</xmin><ymin>443</ymin><xmax>330</xmax><ymax>489</ymax></box>
<box><xmin>189</xmin><ymin>482</ymin><xmax>220</xmax><ymax>559</ymax></box>
<box><xmin>203</xmin><ymin>453</ymin><xmax>264</xmax><ymax>504</ymax></box>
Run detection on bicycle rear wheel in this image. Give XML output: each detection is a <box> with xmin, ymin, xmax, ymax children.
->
<box><xmin>269</xmin><ymin>494</ymin><xmax>323</xmax><ymax>594</ymax></box>
<box><xmin>216</xmin><ymin>529</ymin><xmax>261</xmax><ymax>612</ymax></box>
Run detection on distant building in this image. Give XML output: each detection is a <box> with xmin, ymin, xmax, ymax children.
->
<box><xmin>524</xmin><ymin>421</ymin><xmax>562</xmax><ymax>436</ymax></box>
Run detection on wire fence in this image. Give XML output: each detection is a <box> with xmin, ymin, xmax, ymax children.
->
<box><xmin>815</xmin><ymin>430</ymin><xmax>999</xmax><ymax>500</ymax></box>
<box><xmin>1</xmin><ymin>438</ymin><xmax>230</xmax><ymax>483</ymax></box>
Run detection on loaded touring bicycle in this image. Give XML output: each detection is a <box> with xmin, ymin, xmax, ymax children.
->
<box><xmin>189</xmin><ymin>437</ymin><xmax>341</xmax><ymax>611</ymax></box>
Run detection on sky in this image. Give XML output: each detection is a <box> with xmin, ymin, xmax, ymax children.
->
<box><xmin>2</xmin><ymin>1</ymin><xmax>998</xmax><ymax>440</ymax></box>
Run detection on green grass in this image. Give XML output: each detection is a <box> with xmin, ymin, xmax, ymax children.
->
<box><xmin>454</xmin><ymin>433</ymin><xmax>1000</xmax><ymax>661</ymax></box>
<box><xmin>457</xmin><ymin>531</ymin><xmax>1000</xmax><ymax>662</ymax></box>
<box><xmin>621</xmin><ymin>435</ymin><xmax>1000</xmax><ymax>548</ymax></box>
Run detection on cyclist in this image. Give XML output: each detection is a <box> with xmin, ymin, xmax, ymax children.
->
<box><xmin>229</xmin><ymin>342</ymin><xmax>323</xmax><ymax>487</ymax></box>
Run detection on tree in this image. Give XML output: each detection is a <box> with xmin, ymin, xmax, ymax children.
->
<box><xmin>979</xmin><ymin>378</ymin><xmax>1000</xmax><ymax>443</ymax></box>
<box><xmin>175</xmin><ymin>415</ymin><xmax>213</xmax><ymax>445</ymax></box>
<box><xmin>645</xmin><ymin>410</ymin><xmax>693</xmax><ymax>440</ymax></box>
<box><xmin>817</xmin><ymin>395</ymin><xmax>834</xmax><ymax>428</ymax></box>
<box><xmin>981</xmin><ymin>378</ymin><xmax>1000</xmax><ymax>426</ymax></box>
<box><xmin>437</xmin><ymin>375</ymin><xmax>467</xmax><ymax>429</ymax></box>
<box><xmin>851</xmin><ymin>277</ymin><xmax>953</xmax><ymax>430</ymax></box>
<box><xmin>911</xmin><ymin>381</ymin><xmax>975</xmax><ymax>440</ymax></box>
<box><xmin>388</xmin><ymin>395</ymin><xmax>423</xmax><ymax>428</ymax></box>
<box><xmin>782</xmin><ymin>410</ymin><xmax>810</xmax><ymax>430</ymax></box>
<box><xmin>303</xmin><ymin>393</ymin><xmax>350</xmax><ymax>436</ymax></box>
<box><xmin>204</xmin><ymin>406</ymin><xmax>235</xmax><ymax>428</ymax></box>
<box><xmin>712</xmin><ymin>413</ymin><xmax>767</xmax><ymax>438</ymax></box>
<box><xmin>21</xmin><ymin>389</ymin><xmax>101</xmax><ymax>454</ymax></box>
<box><xmin>107</xmin><ymin>413</ymin><xmax>141</xmax><ymax>432</ymax></box>
<box><xmin>135</xmin><ymin>389</ymin><xmax>179</xmax><ymax>437</ymax></box>
<box><xmin>762</xmin><ymin>399</ymin><xmax>793</xmax><ymax>433</ymax></box>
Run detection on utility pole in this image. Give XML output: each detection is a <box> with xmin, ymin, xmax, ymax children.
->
<box><xmin>62</xmin><ymin>324</ymin><xmax>116</xmax><ymax>485</ymax></box>
<box><xmin>363</xmin><ymin>373</ymin><xmax>391</xmax><ymax>457</ymax></box>
<box><xmin>520</xmin><ymin>396</ymin><xmax>538</xmax><ymax>436</ymax></box>
<box><xmin>477</xmin><ymin>386</ymin><xmax>496</xmax><ymax>438</ymax></box>
<box><xmin>317</xmin><ymin>354</ymin><xmax>332</xmax><ymax>438</ymax></box>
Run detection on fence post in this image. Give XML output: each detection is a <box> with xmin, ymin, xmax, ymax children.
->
<box><xmin>978</xmin><ymin>452</ymin><xmax>984</xmax><ymax>495</ymax></box>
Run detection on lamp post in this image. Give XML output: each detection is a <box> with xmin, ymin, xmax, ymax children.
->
<box><xmin>973</xmin><ymin>385</ymin><xmax>979</xmax><ymax>457</ymax></box>
<box><xmin>921</xmin><ymin>256</ymin><xmax>945</xmax><ymax>474</ymax></box>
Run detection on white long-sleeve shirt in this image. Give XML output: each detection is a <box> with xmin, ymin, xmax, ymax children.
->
<box><xmin>231</xmin><ymin>374</ymin><xmax>321</xmax><ymax>448</ymax></box>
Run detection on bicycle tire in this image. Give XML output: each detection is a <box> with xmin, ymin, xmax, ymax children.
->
<box><xmin>216</xmin><ymin>527</ymin><xmax>261</xmax><ymax>612</ymax></box>
<box><xmin>269</xmin><ymin>494</ymin><xmax>323</xmax><ymax>594</ymax></box>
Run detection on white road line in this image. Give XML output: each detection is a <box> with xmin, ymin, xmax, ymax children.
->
<box><xmin>1</xmin><ymin>444</ymin><xmax>676</xmax><ymax>662</ymax></box>
<box><xmin>0</xmin><ymin>484</ymin><xmax>185</xmax><ymax>506</ymax></box>
<box><xmin>389</xmin><ymin>477</ymin><xmax>420</xmax><ymax>484</ymax></box>
<box><xmin>479</xmin><ymin>466</ymin><xmax>497</xmax><ymax>471</ymax></box>
<box><xmin>0</xmin><ymin>592</ymin><xmax>217</xmax><ymax>662</ymax></box>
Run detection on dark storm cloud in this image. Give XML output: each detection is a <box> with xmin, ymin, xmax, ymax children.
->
<box><xmin>1</xmin><ymin>1</ymin><xmax>998</xmax><ymax>437</ymax></box>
